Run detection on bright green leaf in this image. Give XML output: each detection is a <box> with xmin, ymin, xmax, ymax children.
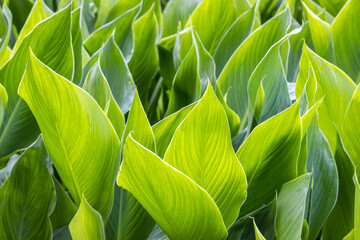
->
<box><xmin>118</xmin><ymin>135</ymin><xmax>228</xmax><ymax>240</ymax></box>
<box><xmin>163</xmin><ymin>84</ymin><xmax>247</xmax><ymax>227</ymax></box>
<box><xmin>332</xmin><ymin>0</ymin><xmax>360</xmax><ymax>83</ymax></box>
<box><xmin>18</xmin><ymin>51</ymin><xmax>120</xmax><ymax>221</ymax></box>
<box><xmin>69</xmin><ymin>196</ymin><xmax>106</xmax><ymax>240</ymax></box>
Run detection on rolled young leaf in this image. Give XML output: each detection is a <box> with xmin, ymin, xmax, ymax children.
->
<box><xmin>18</xmin><ymin>51</ymin><xmax>120</xmax><ymax>221</ymax></box>
<box><xmin>118</xmin><ymin>135</ymin><xmax>228</xmax><ymax>240</ymax></box>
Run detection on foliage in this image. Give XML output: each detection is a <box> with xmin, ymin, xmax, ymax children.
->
<box><xmin>0</xmin><ymin>0</ymin><xmax>359</xmax><ymax>239</ymax></box>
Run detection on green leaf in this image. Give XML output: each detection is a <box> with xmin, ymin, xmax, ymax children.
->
<box><xmin>302</xmin><ymin>1</ymin><xmax>334</xmax><ymax>62</ymax></box>
<box><xmin>83</xmin><ymin>60</ymin><xmax>125</xmax><ymax>137</ymax></box>
<box><xmin>18</xmin><ymin>52</ymin><xmax>120</xmax><ymax>221</ymax></box>
<box><xmin>254</xmin><ymin>220</ymin><xmax>266</xmax><ymax>240</ymax></box>
<box><xmin>83</xmin><ymin>4</ymin><xmax>140</xmax><ymax>56</ymax></box>
<box><xmin>118</xmin><ymin>135</ymin><xmax>228</xmax><ymax>240</ymax></box>
<box><xmin>105</xmin><ymin>89</ymin><xmax>156</xmax><ymax>240</ymax></box>
<box><xmin>354</xmin><ymin>169</ymin><xmax>360</xmax><ymax>240</ymax></box>
<box><xmin>301</xmin><ymin>0</ymin><xmax>334</xmax><ymax>23</ymax></box>
<box><xmin>295</xmin><ymin>44</ymin><xmax>356</xmax><ymax>153</ymax></box>
<box><xmin>69</xmin><ymin>196</ymin><xmax>106</xmax><ymax>240</ymax></box>
<box><xmin>0</xmin><ymin>154</ymin><xmax>18</xmax><ymax>184</ymax></box>
<box><xmin>153</xmin><ymin>103</ymin><xmax>195</xmax><ymax>158</ymax></box>
<box><xmin>332</xmin><ymin>0</ymin><xmax>360</xmax><ymax>83</ymax></box>
<box><xmin>99</xmin><ymin>34</ymin><xmax>136</xmax><ymax>113</ymax></box>
<box><xmin>166</xmin><ymin>44</ymin><xmax>199</xmax><ymax>115</ymax></box>
<box><xmin>7</xmin><ymin>0</ymin><xmax>32</xmax><ymax>33</ymax></box>
<box><xmin>50</xmin><ymin>177</ymin><xmax>77</xmax><ymax>230</ymax></box>
<box><xmin>53</xmin><ymin>226</ymin><xmax>72</xmax><ymax>240</ymax></box>
<box><xmin>147</xmin><ymin>225</ymin><xmax>169</xmax><ymax>240</ymax></box>
<box><xmin>275</xmin><ymin>174</ymin><xmax>311</xmax><ymax>240</ymax></box>
<box><xmin>248</xmin><ymin>38</ymin><xmax>291</xmax><ymax>123</ymax></box>
<box><xmin>227</xmin><ymin>198</ymin><xmax>277</xmax><ymax>240</ymax></box>
<box><xmin>286</xmin><ymin>22</ymin><xmax>312</xmax><ymax>83</ymax></box>
<box><xmin>322</xmin><ymin>135</ymin><xmax>355</xmax><ymax>240</ymax></box>
<box><xmin>180</xmin><ymin>0</ymin><xmax>239</xmax><ymax>56</ymax></box>
<box><xmin>94</xmin><ymin>0</ymin><xmax>120</xmax><ymax>28</ymax></box>
<box><xmin>163</xmin><ymin>84</ymin><xmax>247</xmax><ymax>227</ymax></box>
<box><xmin>0</xmin><ymin>83</ymin><xmax>6</xmax><ymax>128</ymax></box>
<box><xmin>218</xmin><ymin>8</ymin><xmax>290</xmax><ymax>127</ymax></box>
<box><xmin>236</xmin><ymin>100</ymin><xmax>301</xmax><ymax>216</ymax></box>
<box><xmin>71</xmin><ymin>8</ymin><xmax>83</xmax><ymax>84</ymax></box>
<box><xmin>0</xmin><ymin>4</ymin><xmax>73</xmax><ymax>158</ymax></box>
<box><xmin>12</xmin><ymin>0</ymin><xmax>53</xmax><ymax>52</ymax></box>
<box><xmin>0</xmin><ymin>3</ymin><xmax>12</xmax><ymax>67</ymax></box>
<box><xmin>306</xmin><ymin>115</ymin><xmax>338</xmax><ymax>240</ymax></box>
<box><xmin>0</xmin><ymin>136</ymin><xmax>56</xmax><ymax>240</ymax></box>
<box><xmin>128</xmin><ymin>6</ymin><xmax>159</xmax><ymax>106</ymax></box>
<box><xmin>341</xmin><ymin>84</ymin><xmax>360</xmax><ymax>167</ymax></box>
<box><xmin>318</xmin><ymin>0</ymin><xmax>347</xmax><ymax>16</ymax></box>
<box><xmin>213</xmin><ymin>5</ymin><xmax>255</xmax><ymax>76</ymax></box>
<box><xmin>161</xmin><ymin>0</ymin><xmax>203</xmax><ymax>37</ymax></box>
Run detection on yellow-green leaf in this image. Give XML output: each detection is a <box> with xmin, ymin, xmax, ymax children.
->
<box><xmin>18</xmin><ymin>52</ymin><xmax>120</xmax><ymax>221</ymax></box>
<box><xmin>118</xmin><ymin>135</ymin><xmax>228</xmax><ymax>240</ymax></box>
<box><xmin>164</xmin><ymin>84</ymin><xmax>247</xmax><ymax>227</ymax></box>
<box><xmin>69</xmin><ymin>196</ymin><xmax>106</xmax><ymax>240</ymax></box>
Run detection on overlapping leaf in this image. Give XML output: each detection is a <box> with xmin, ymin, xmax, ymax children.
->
<box><xmin>0</xmin><ymin>4</ymin><xmax>73</xmax><ymax>158</ymax></box>
<box><xmin>69</xmin><ymin>196</ymin><xmax>106</xmax><ymax>240</ymax></box>
<box><xmin>0</xmin><ymin>137</ymin><xmax>56</xmax><ymax>240</ymax></box>
<box><xmin>118</xmin><ymin>136</ymin><xmax>227</xmax><ymax>240</ymax></box>
<box><xmin>218</xmin><ymin>8</ymin><xmax>290</xmax><ymax>126</ymax></box>
<box><xmin>18</xmin><ymin>52</ymin><xmax>120</xmax><ymax>220</ymax></box>
<box><xmin>164</xmin><ymin>84</ymin><xmax>247</xmax><ymax>227</ymax></box>
<box><xmin>236</xmin><ymin>100</ymin><xmax>301</xmax><ymax>216</ymax></box>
